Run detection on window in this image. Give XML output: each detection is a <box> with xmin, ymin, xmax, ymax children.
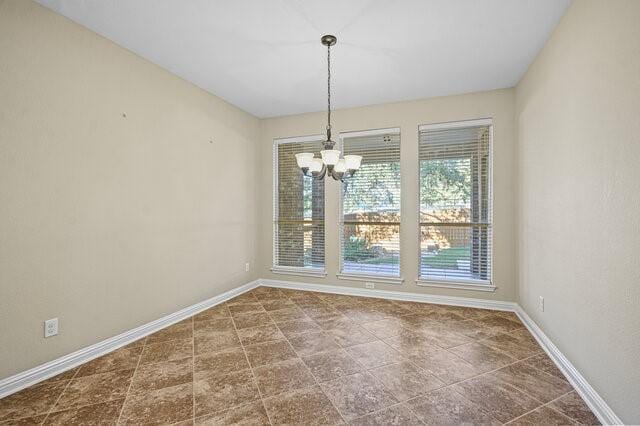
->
<box><xmin>418</xmin><ymin>119</ymin><xmax>492</xmax><ymax>287</ymax></box>
<box><xmin>338</xmin><ymin>128</ymin><xmax>401</xmax><ymax>281</ymax></box>
<box><xmin>273</xmin><ymin>135</ymin><xmax>325</xmax><ymax>276</ymax></box>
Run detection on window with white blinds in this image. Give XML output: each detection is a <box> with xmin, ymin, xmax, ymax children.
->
<box><xmin>418</xmin><ymin>119</ymin><xmax>492</xmax><ymax>284</ymax></box>
<box><xmin>339</xmin><ymin>128</ymin><xmax>401</xmax><ymax>278</ymax></box>
<box><xmin>273</xmin><ymin>135</ymin><xmax>325</xmax><ymax>274</ymax></box>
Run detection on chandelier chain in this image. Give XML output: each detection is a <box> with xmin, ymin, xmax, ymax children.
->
<box><xmin>327</xmin><ymin>43</ymin><xmax>331</xmax><ymax>131</ymax></box>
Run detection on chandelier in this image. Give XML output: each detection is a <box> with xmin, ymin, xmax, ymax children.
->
<box><xmin>295</xmin><ymin>35</ymin><xmax>362</xmax><ymax>181</ymax></box>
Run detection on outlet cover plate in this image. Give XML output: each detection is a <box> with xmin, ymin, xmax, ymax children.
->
<box><xmin>44</xmin><ymin>318</ymin><xmax>58</xmax><ymax>338</ymax></box>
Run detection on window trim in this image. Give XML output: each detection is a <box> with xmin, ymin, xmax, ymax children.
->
<box><xmin>272</xmin><ymin>133</ymin><xmax>327</xmax><ymax>275</ymax></box>
<box><xmin>416</xmin><ymin>118</ymin><xmax>494</xmax><ymax>289</ymax></box>
<box><xmin>337</xmin><ymin>126</ymin><xmax>403</xmax><ymax>282</ymax></box>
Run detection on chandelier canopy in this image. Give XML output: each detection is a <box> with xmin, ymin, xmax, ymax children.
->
<box><xmin>295</xmin><ymin>35</ymin><xmax>362</xmax><ymax>181</ymax></box>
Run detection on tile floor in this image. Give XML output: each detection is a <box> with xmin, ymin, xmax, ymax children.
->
<box><xmin>0</xmin><ymin>286</ymin><xmax>600</xmax><ymax>425</ymax></box>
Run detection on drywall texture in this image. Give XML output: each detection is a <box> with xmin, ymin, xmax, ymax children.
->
<box><xmin>0</xmin><ymin>0</ymin><xmax>260</xmax><ymax>378</ymax></box>
<box><xmin>258</xmin><ymin>89</ymin><xmax>517</xmax><ymax>302</ymax></box>
<box><xmin>516</xmin><ymin>0</ymin><xmax>640</xmax><ymax>422</ymax></box>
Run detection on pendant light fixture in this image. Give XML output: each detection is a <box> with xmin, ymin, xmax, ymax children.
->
<box><xmin>295</xmin><ymin>35</ymin><xmax>362</xmax><ymax>181</ymax></box>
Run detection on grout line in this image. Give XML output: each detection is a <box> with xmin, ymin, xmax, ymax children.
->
<box><xmin>504</xmin><ymin>389</ymin><xmax>577</xmax><ymax>424</ymax></box>
<box><xmin>229</xmin><ymin>298</ymin><xmax>275</xmax><ymax>426</ymax></box>
<box><xmin>114</xmin><ymin>337</ymin><xmax>146</xmax><ymax>425</ymax></box>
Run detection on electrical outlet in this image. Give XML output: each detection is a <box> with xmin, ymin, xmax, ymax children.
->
<box><xmin>44</xmin><ymin>318</ymin><xmax>58</xmax><ymax>338</ymax></box>
<box><xmin>245</xmin><ymin>262</ymin><xmax>250</xmax><ymax>272</ymax></box>
<box><xmin>539</xmin><ymin>296</ymin><xmax>545</xmax><ymax>312</ymax></box>
<box><xmin>365</xmin><ymin>282</ymin><xmax>375</xmax><ymax>289</ymax></box>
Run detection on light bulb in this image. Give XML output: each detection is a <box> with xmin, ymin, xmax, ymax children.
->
<box><xmin>320</xmin><ymin>149</ymin><xmax>340</xmax><ymax>166</ymax></box>
<box><xmin>295</xmin><ymin>153</ymin><xmax>314</xmax><ymax>169</ymax></box>
<box><xmin>335</xmin><ymin>158</ymin><xmax>347</xmax><ymax>173</ymax></box>
<box><xmin>344</xmin><ymin>155</ymin><xmax>362</xmax><ymax>170</ymax></box>
<box><xmin>309</xmin><ymin>158</ymin><xmax>323</xmax><ymax>173</ymax></box>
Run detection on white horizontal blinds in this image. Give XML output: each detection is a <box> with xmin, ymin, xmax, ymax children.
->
<box><xmin>341</xmin><ymin>129</ymin><xmax>401</xmax><ymax>276</ymax></box>
<box><xmin>419</xmin><ymin>122</ymin><xmax>492</xmax><ymax>283</ymax></box>
<box><xmin>274</xmin><ymin>138</ymin><xmax>325</xmax><ymax>270</ymax></box>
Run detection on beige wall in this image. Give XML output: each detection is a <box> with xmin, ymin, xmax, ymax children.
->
<box><xmin>258</xmin><ymin>89</ymin><xmax>517</xmax><ymax>302</ymax></box>
<box><xmin>516</xmin><ymin>0</ymin><xmax>640</xmax><ymax>422</ymax></box>
<box><xmin>0</xmin><ymin>0</ymin><xmax>260</xmax><ymax>378</ymax></box>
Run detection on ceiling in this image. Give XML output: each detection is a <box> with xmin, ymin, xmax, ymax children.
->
<box><xmin>36</xmin><ymin>0</ymin><xmax>571</xmax><ymax>118</ymax></box>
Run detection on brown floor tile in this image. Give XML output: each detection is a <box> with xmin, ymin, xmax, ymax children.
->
<box><xmin>130</xmin><ymin>357</ymin><xmax>192</xmax><ymax>394</ymax></box>
<box><xmin>119</xmin><ymin>382</ymin><xmax>193</xmax><ymax>425</ymax></box>
<box><xmin>412</xmin><ymin>324</ymin><xmax>472</xmax><ymax>349</ymax></box>
<box><xmin>0</xmin><ymin>381</ymin><xmax>68</xmax><ymax>422</ymax></box>
<box><xmin>321</xmin><ymin>372</ymin><xmax>397</xmax><ymax>421</ymax></box>
<box><xmin>360</xmin><ymin>318</ymin><xmax>409</xmax><ymax>339</ymax></box>
<box><xmin>452</xmin><ymin>374</ymin><xmax>541</xmax><ymax>423</ymax></box>
<box><xmin>345</xmin><ymin>341</ymin><xmax>403</xmax><ymax>369</ymax></box>
<box><xmin>194</xmin><ymin>305</ymin><xmax>230</xmax><ymax>322</ymax></box>
<box><xmin>302</xmin><ymin>305</ymin><xmax>342</xmax><ymax>319</ymax></box>
<box><xmin>446</xmin><ymin>319</ymin><xmax>503</xmax><ymax>340</ymax></box>
<box><xmin>263</xmin><ymin>385</ymin><xmax>343</xmax><ymax>425</ymax></box>
<box><xmin>276</xmin><ymin>319</ymin><xmax>322</xmax><ymax>337</ymax></box>
<box><xmin>339</xmin><ymin>308</ymin><xmax>389</xmax><ymax>324</ymax></box>
<box><xmin>228</xmin><ymin>302</ymin><xmax>266</xmax><ymax>316</ymax></box>
<box><xmin>244</xmin><ymin>340</ymin><xmax>297</xmax><ymax>368</ymax></box>
<box><xmin>254</xmin><ymin>290</ymin><xmax>287</xmax><ymax>302</ymax></box>
<box><xmin>193</xmin><ymin>318</ymin><xmax>235</xmax><ymax>333</ymax></box>
<box><xmin>253</xmin><ymin>358</ymin><xmax>317</xmax><ymax>397</ymax></box>
<box><xmin>141</xmin><ymin>338</ymin><xmax>193</xmax><ymax>365</ymax></box>
<box><xmin>194</xmin><ymin>401</ymin><xmax>270</xmax><ymax>425</ymax></box>
<box><xmin>449</xmin><ymin>342</ymin><xmax>516</xmax><ymax>372</ymax></box>
<box><xmin>312</xmin><ymin>314</ymin><xmax>354</xmax><ymax>331</ymax></box>
<box><xmin>194</xmin><ymin>369</ymin><xmax>260</xmax><ymax>417</ymax></box>
<box><xmin>549</xmin><ymin>391</ymin><xmax>601</xmax><ymax>425</ymax></box>
<box><xmin>508</xmin><ymin>406</ymin><xmax>576</xmax><ymax>425</ymax></box>
<box><xmin>407</xmin><ymin>386</ymin><xmax>499</xmax><ymax>426</ymax></box>
<box><xmin>146</xmin><ymin>322</ymin><xmax>193</xmax><ymax>345</ymax></box>
<box><xmin>226</xmin><ymin>292</ymin><xmax>259</xmax><ymax>305</ymax></box>
<box><xmin>238</xmin><ymin>324</ymin><xmax>285</xmax><ymax>345</ymax></box>
<box><xmin>327</xmin><ymin>326</ymin><xmax>377</xmax><ymax>347</ymax></box>
<box><xmin>491</xmin><ymin>362</ymin><xmax>573</xmax><ymax>403</ymax></box>
<box><xmin>349</xmin><ymin>404</ymin><xmax>422</xmax><ymax>425</ymax></box>
<box><xmin>445</xmin><ymin>306</ymin><xmax>495</xmax><ymax>320</ymax></box>
<box><xmin>268</xmin><ymin>307</ymin><xmax>308</xmax><ymax>323</ymax></box>
<box><xmin>54</xmin><ymin>369</ymin><xmax>134</xmax><ymax>410</ymax></box>
<box><xmin>383</xmin><ymin>328</ymin><xmax>442</xmax><ymax>357</ymax></box>
<box><xmin>194</xmin><ymin>347</ymin><xmax>249</xmax><ymax>373</ymax></box>
<box><xmin>522</xmin><ymin>353</ymin><xmax>566</xmax><ymax>380</ymax></box>
<box><xmin>287</xmin><ymin>332</ymin><xmax>341</xmax><ymax>357</ymax></box>
<box><xmin>1</xmin><ymin>414</ymin><xmax>48</xmax><ymax>425</ymax></box>
<box><xmin>75</xmin><ymin>346</ymin><xmax>142</xmax><ymax>378</ymax></box>
<box><xmin>408</xmin><ymin>349</ymin><xmax>484</xmax><ymax>384</ymax></box>
<box><xmin>194</xmin><ymin>329</ymin><xmax>240</xmax><ymax>355</ymax></box>
<box><xmin>479</xmin><ymin>331</ymin><xmax>541</xmax><ymax>360</ymax></box>
<box><xmin>477</xmin><ymin>315</ymin><xmax>525</xmax><ymax>334</ymax></box>
<box><xmin>44</xmin><ymin>399</ymin><xmax>123</xmax><ymax>425</ymax></box>
<box><xmin>369</xmin><ymin>361</ymin><xmax>444</xmax><ymax>401</ymax></box>
<box><xmin>232</xmin><ymin>312</ymin><xmax>274</xmax><ymax>329</ymax></box>
<box><xmin>302</xmin><ymin>350</ymin><xmax>362</xmax><ymax>383</ymax></box>
<box><xmin>261</xmin><ymin>299</ymin><xmax>296</xmax><ymax>311</ymax></box>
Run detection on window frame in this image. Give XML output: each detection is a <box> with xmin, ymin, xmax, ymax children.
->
<box><xmin>271</xmin><ymin>134</ymin><xmax>327</xmax><ymax>278</ymax></box>
<box><xmin>415</xmin><ymin>118</ymin><xmax>496</xmax><ymax>292</ymax></box>
<box><xmin>336</xmin><ymin>127</ymin><xmax>404</xmax><ymax>285</ymax></box>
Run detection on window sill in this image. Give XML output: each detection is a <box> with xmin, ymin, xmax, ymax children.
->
<box><xmin>337</xmin><ymin>273</ymin><xmax>404</xmax><ymax>285</ymax></box>
<box><xmin>416</xmin><ymin>278</ymin><xmax>496</xmax><ymax>292</ymax></box>
<box><xmin>271</xmin><ymin>267</ymin><xmax>327</xmax><ymax>278</ymax></box>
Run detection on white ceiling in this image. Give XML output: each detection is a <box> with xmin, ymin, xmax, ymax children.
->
<box><xmin>36</xmin><ymin>0</ymin><xmax>570</xmax><ymax>118</ymax></box>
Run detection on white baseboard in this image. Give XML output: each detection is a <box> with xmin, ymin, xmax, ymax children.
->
<box><xmin>0</xmin><ymin>277</ymin><xmax>621</xmax><ymax>425</ymax></box>
<box><xmin>260</xmin><ymin>278</ymin><xmax>517</xmax><ymax>312</ymax></box>
<box><xmin>515</xmin><ymin>306</ymin><xmax>622</xmax><ymax>425</ymax></box>
<box><xmin>0</xmin><ymin>280</ymin><xmax>260</xmax><ymax>399</ymax></box>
